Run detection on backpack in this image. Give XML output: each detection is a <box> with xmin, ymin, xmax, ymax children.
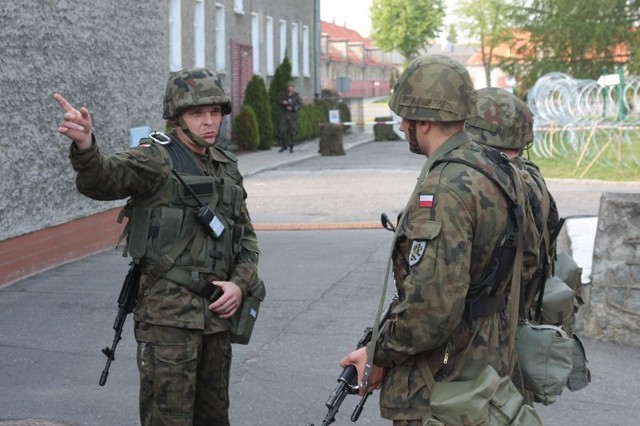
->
<box><xmin>438</xmin><ymin>154</ymin><xmax>590</xmax><ymax>405</ymax></box>
<box><xmin>518</xmin><ymin>160</ymin><xmax>591</xmax><ymax>403</ymax></box>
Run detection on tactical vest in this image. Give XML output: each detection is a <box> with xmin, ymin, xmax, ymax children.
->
<box><xmin>118</xmin><ymin>133</ymin><xmax>245</xmax><ymax>297</ymax></box>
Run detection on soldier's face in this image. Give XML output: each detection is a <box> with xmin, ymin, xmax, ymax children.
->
<box><xmin>181</xmin><ymin>105</ymin><xmax>223</xmax><ymax>145</ymax></box>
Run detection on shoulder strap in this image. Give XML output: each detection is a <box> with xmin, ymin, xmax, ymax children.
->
<box><xmin>150</xmin><ymin>131</ymin><xmax>204</xmax><ymax>176</ymax></box>
<box><xmin>434</xmin><ymin>155</ymin><xmax>525</xmax><ymax>320</ymax></box>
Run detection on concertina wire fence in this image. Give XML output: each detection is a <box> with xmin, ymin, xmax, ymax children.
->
<box><xmin>527</xmin><ymin>72</ymin><xmax>640</xmax><ymax>177</ymax></box>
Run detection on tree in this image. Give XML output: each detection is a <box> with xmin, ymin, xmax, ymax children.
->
<box><xmin>446</xmin><ymin>24</ymin><xmax>458</xmax><ymax>44</ymax></box>
<box><xmin>243</xmin><ymin>75</ymin><xmax>274</xmax><ymax>150</ymax></box>
<box><xmin>456</xmin><ymin>0</ymin><xmax>513</xmax><ymax>87</ymax></box>
<box><xmin>268</xmin><ymin>56</ymin><xmax>293</xmax><ymax>143</ymax></box>
<box><xmin>369</xmin><ymin>0</ymin><xmax>445</xmax><ymax>61</ymax></box>
<box><xmin>502</xmin><ymin>0</ymin><xmax>640</xmax><ymax>92</ymax></box>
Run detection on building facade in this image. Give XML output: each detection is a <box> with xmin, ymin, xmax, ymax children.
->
<box><xmin>320</xmin><ymin>21</ymin><xmax>401</xmax><ymax>98</ymax></box>
<box><xmin>0</xmin><ymin>0</ymin><xmax>317</xmax><ymax>286</ymax></box>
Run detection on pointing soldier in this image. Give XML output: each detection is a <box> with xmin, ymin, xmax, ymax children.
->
<box><xmin>54</xmin><ymin>67</ymin><xmax>260</xmax><ymax>426</ymax></box>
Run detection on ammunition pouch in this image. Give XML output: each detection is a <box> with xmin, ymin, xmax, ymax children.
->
<box><xmin>228</xmin><ymin>276</ymin><xmax>266</xmax><ymax>344</ymax></box>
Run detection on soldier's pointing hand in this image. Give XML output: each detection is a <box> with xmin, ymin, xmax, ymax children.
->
<box><xmin>53</xmin><ymin>93</ymin><xmax>93</xmax><ymax>149</ymax></box>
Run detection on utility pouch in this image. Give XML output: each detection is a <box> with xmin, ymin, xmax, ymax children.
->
<box><xmin>567</xmin><ymin>334</ymin><xmax>591</xmax><ymax>391</ymax></box>
<box><xmin>423</xmin><ymin>365</ymin><xmax>543</xmax><ymax>426</ymax></box>
<box><xmin>228</xmin><ymin>276</ymin><xmax>266</xmax><ymax>345</ymax></box>
<box><xmin>515</xmin><ymin>321</ymin><xmax>573</xmax><ymax>405</ymax></box>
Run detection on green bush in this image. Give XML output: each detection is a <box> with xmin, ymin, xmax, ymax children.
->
<box><xmin>296</xmin><ymin>105</ymin><xmax>315</xmax><ymax>140</ymax></box>
<box><xmin>232</xmin><ymin>104</ymin><xmax>259</xmax><ymax>151</ymax></box>
<box><xmin>243</xmin><ymin>75</ymin><xmax>274</xmax><ymax>150</ymax></box>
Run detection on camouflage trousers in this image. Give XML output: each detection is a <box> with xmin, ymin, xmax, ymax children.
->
<box><xmin>279</xmin><ymin>114</ymin><xmax>298</xmax><ymax>147</ymax></box>
<box><xmin>135</xmin><ymin>321</ymin><xmax>232</xmax><ymax>426</ymax></box>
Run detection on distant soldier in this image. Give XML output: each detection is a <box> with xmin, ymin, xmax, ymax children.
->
<box><xmin>279</xmin><ymin>80</ymin><xmax>303</xmax><ymax>153</ymax></box>
<box><xmin>54</xmin><ymin>67</ymin><xmax>260</xmax><ymax>426</ymax></box>
<box><xmin>339</xmin><ymin>55</ymin><xmax>541</xmax><ymax>425</ymax></box>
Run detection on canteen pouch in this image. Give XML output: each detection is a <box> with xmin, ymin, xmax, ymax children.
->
<box><xmin>541</xmin><ymin>276</ymin><xmax>575</xmax><ymax>327</ymax></box>
<box><xmin>228</xmin><ymin>276</ymin><xmax>265</xmax><ymax>344</ymax></box>
<box><xmin>516</xmin><ymin>321</ymin><xmax>573</xmax><ymax>405</ymax></box>
<box><xmin>567</xmin><ymin>334</ymin><xmax>591</xmax><ymax>391</ymax></box>
<box><xmin>423</xmin><ymin>365</ymin><xmax>543</xmax><ymax>426</ymax></box>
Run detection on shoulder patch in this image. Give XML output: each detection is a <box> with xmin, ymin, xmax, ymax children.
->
<box><xmin>419</xmin><ymin>194</ymin><xmax>434</xmax><ymax>208</ymax></box>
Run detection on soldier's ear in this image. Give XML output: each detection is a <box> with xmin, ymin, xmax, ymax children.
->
<box><xmin>418</xmin><ymin>120</ymin><xmax>431</xmax><ymax>135</ymax></box>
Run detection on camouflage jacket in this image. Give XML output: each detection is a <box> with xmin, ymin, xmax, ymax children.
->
<box><xmin>371</xmin><ymin>131</ymin><xmax>520</xmax><ymax>420</ymax></box>
<box><xmin>69</xmin><ymin>134</ymin><xmax>259</xmax><ymax>332</ymax></box>
<box><xmin>280</xmin><ymin>91</ymin><xmax>303</xmax><ymax>116</ymax></box>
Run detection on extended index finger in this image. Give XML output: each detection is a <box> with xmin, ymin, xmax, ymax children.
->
<box><xmin>52</xmin><ymin>93</ymin><xmax>76</xmax><ymax>113</ymax></box>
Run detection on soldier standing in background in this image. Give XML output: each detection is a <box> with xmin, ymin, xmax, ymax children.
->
<box><xmin>279</xmin><ymin>80</ymin><xmax>303</xmax><ymax>153</ymax></box>
<box><xmin>54</xmin><ymin>67</ymin><xmax>260</xmax><ymax>426</ymax></box>
<box><xmin>338</xmin><ymin>55</ymin><xmax>539</xmax><ymax>424</ymax></box>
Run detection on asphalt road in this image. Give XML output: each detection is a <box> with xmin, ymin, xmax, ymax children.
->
<box><xmin>1</xmin><ymin>140</ymin><xmax>639</xmax><ymax>426</ymax></box>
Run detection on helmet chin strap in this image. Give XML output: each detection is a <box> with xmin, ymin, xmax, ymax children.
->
<box><xmin>176</xmin><ymin>117</ymin><xmax>215</xmax><ymax>148</ymax></box>
<box><xmin>408</xmin><ymin>121</ymin><xmax>422</xmax><ymax>155</ymax></box>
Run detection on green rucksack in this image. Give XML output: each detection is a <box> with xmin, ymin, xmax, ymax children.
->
<box><xmin>518</xmin><ymin>171</ymin><xmax>591</xmax><ymax>403</ymax></box>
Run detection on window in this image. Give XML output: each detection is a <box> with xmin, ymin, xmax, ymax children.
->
<box><xmin>194</xmin><ymin>0</ymin><xmax>205</xmax><ymax>67</ymax></box>
<box><xmin>234</xmin><ymin>0</ymin><xmax>244</xmax><ymax>14</ymax></box>
<box><xmin>266</xmin><ymin>16</ymin><xmax>274</xmax><ymax>75</ymax></box>
<box><xmin>169</xmin><ymin>0</ymin><xmax>182</xmax><ymax>71</ymax></box>
<box><xmin>251</xmin><ymin>13</ymin><xmax>259</xmax><ymax>74</ymax></box>
<box><xmin>215</xmin><ymin>4</ymin><xmax>226</xmax><ymax>72</ymax></box>
<box><xmin>279</xmin><ymin>19</ymin><xmax>287</xmax><ymax>62</ymax></box>
<box><xmin>302</xmin><ymin>25</ymin><xmax>310</xmax><ymax>77</ymax></box>
<box><xmin>291</xmin><ymin>23</ymin><xmax>299</xmax><ymax>76</ymax></box>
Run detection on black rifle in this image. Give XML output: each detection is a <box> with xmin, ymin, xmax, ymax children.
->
<box><xmin>309</xmin><ymin>213</ymin><xmax>397</xmax><ymax>426</ymax></box>
<box><xmin>99</xmin><ymin>261</ymin><xmax>141</xmax><ymax>386</ymax></box>
<box><xmin>315</xmin><ymin>306</ymin><xmax>392</xmax><ymax>426</ymax></box>
<box><xmin>380</xmin><ymin>212</ymin><xmax>396</xmax><ymax>232</ymax></box>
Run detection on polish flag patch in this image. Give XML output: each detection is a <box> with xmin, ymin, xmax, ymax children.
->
<box><xmin>419</xmin><ymin>194</ymin><xmax>434</xmax><ymax>208</ymax></box>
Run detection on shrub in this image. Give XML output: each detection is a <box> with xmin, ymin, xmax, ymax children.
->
<box><xmin>243</xmin><ymin>75</ymin><xmax>274</xmax><ymax>150</ymax></box>
<box><xmin>232</xmin><ymin>104</ymin><xmax>259</xmax><ymax>151</ymax></box>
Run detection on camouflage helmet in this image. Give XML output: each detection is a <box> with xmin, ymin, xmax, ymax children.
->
<box><xmin>389</xmin><ymin>54</ymin><xmax>478</xmax><ymax>122</ymax></box>
<box><xmin>466</xmin><ymin>87</ymin><xmax>534</xmax><ymax>150</ymax></box>
<box><xmin>163</xmin><ymin>67</ymin><xmax>231</xmax><ymax>119</ymax></box>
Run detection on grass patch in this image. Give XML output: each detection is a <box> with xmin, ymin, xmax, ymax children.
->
<box><xmin>527</xmin><ymin>129</ymin><xmax>640</xmax><ymax>181</ymax></box>
<box><xmin>527</xmin><ymin>154</ymin><xmax>640</xmax><ymax>181</ymax></box>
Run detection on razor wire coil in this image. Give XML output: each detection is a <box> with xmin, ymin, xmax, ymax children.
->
<box><xmin>528</xmin><ymin>72</ymin><xmax>640</xmax><ymax>171</ymax></box>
